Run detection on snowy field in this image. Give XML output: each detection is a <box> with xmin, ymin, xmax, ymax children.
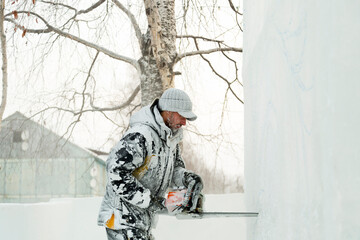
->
<box><xmin>0</xmin><ymin>193</ymin><xmax>254</xmax><ymax>240</ymax></box>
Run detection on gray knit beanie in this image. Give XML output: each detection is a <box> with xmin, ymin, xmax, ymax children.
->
<box><xmin>158</xmin><ymin>88</ymin><xmax>197</xmax><ymax>121</ymax></box>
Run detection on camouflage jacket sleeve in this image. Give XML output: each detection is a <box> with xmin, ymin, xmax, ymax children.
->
<box><xmin>171</xmin><ymin>144</ymin><xmax>188</xmax><ymax>188</ymax></box>
<box><xmin>106</xmin><ymin>132</ymin><xmax>151</xmax><ymax>208</ymax></box>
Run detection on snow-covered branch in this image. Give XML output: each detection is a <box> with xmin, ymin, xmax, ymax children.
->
<box><xmin>86</xmin><ymin>85</ymin><xmax>140</xmax><ymax>112</ymax></box>
<box><xmin>40</xmin><ymin>0</ymin><xmax>106</xmax><ymax>15</ymax></box>
<box><xmin>111</xmin><ymin>0</ymin><xmax>143</xmax><ymax>49</ymax></box>
<box><xmin>177</xmin><ymin>34</ymin><xmax>224</xmax><ymax>43</ymax></box>
<box><xmin>50</xmin><ymin>26</ymin><xmax>139</xmax><ymax>70</ymax></box>
<box><xmin>176</xmin><ymin>47</ymin><xmax>243</xmax><ymax>62</ymax></box>
<box><xmin>28</xmin><ymin>84</ymin><xmax>140</xmax><ymax>117</ymax></box>
<box><xmin>78</xmin><ymin>0</ymin><xmax>106</xmax><ymax>14</ymax></box>
<box><xmin>4</xmin><ymin>11</ymin><xmax>140</xmax><ymax>71</ymax></box>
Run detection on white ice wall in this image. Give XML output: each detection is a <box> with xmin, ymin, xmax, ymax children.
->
<box><xmin>244</xmin><ymin>1</ymin><xmax>360</xmax><ymax>239</ymax></box>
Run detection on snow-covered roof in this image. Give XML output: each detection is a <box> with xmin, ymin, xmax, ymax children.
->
<box><xmin>0</xmin><ymin>111</ymin><xmax>106</xmax><ymax>165</ymax></box>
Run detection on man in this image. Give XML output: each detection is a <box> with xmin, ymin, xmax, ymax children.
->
<box><xmin>98</xmin><ymin>88</ymin><xmax>203</xmax><ymax>240</ymax></box>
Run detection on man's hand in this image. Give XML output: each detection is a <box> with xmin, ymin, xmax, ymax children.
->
<box><xmin>183</xmin><ymin>172</ymin><xmax>203</xmax><ymax>188</ymax></box>
<box><xmin>148</xmin><ymin>195</ymin><xmax>166</xmax><ymax>214</ymax></box>
<box><xmin>183</xmin><ymin>172</ymin><xmax>203</xmax><ymax>212</ymax></box>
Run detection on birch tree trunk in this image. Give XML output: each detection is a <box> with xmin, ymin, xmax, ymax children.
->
<box><xmin>140</xmin><ymin>0</ymin><xmax>177</xmax><ymax>106</ymax></box>
<box><xmin>0</xmin><ymin>0</ymin><xmax>7</xmax><ymax>131</ymax></box>
<box><xmin>138</xmin><ymin>30</ymin><xmax>164</xmax><ymax>106</ymax></box>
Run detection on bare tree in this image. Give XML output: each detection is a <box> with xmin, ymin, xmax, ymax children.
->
<box><xmin>0</xmin><ymin>0</ymin><xmax>8</xmax><ymax>131</ymax></box>
<box><xmin>4</xmin><ymin>0</ymin><xmax>242</xmax><ymax>105</ymax></box>
<box><xmin>2</xmin><ymin>0</ymin><xmax>244</xmax><ymax>192</ymax></box>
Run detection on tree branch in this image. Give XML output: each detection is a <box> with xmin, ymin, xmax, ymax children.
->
<box><xmin>218</xmin><ymin>43</ymin><xmax>243</xmax><ymax>87</ymax></box>
<box><xmin>85</xmin><ymin>84</ymin><xmax>140</xmax><ymax>111</ymax></box>
<box><xmin>40</xmin><ymin>0</ymin><xmax>106</xmax><ymax>15</ymax></box>
<box><xmin>40</xmin><ymin>0</ymin><xmax>77</xmax><ymax>12</ymax></box>
<box><xmin>228</xmin><ymin>0</ymin><xmax>243</xmax><ymax>16</ymax></box>
<box><xmin>0</xmin><ymin>1</ymin><xmax>8</xmax><ymax>131</ymax></box>
<box><xmin>111</xmin><ymin>0</ymin><xmax>143</xmax><ymax>49</ymax></box>
<box><xmin>28</xmin><ymin>84</ymin><xmax>140</xmax><ymax>119</ymax></box>
<box><xmin>227</xmin><ymin>0</ymin><xmax>243</xmax><ymax>31</ymax></box>
<box><xmin>193</xmin><ymin>39</ymin><xmax>244</xmax><ymax>104</ymax></box>
<box><xmin>4</xmin><ymin>14</ymin><xmax>52</xmax><ymax>33</ymax></box>
<box><xmin>39</xmin><ymin>0</ymin><xmax>107</xmax><ymax>33</ymax></box>
<box><xmin>4</xmin><ymin>11</ymin><xmax>140</xmax><ymax>71</ymax></box>
<box><xmin>27</xmin><ymin>84</ymin><xmax>140</xmax><ymax>121</ymax></box>
<box><xmin>62</xmin><ymin>51</ymin><xmax>100</xmax><ymax>142</ymax></box>
<box><xmin>79</xmin><ymin>0</ymin><xmax>106</xmax><ymax>14</ymax></box>
<box><xmin>176</xmin><ymin>47</ymin><xmax>242</xmax><ymax>62</ymax></box>
<box><xmin>177</xmin><ymin>34</ymin><xmax>224</xmax><ymax>43</ymax></box>
<box><xmin>80</xmin><ymin>51</ymin><xmax>100</xmax><ymax>116</ymax></box>
<box><xmin>50</xmin><ymin>27</ymin><xmax>139</xmax><ymax>70</ymax></box>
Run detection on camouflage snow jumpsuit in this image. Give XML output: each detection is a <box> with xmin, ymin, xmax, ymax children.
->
<box><xmin>98</xmin><ymin>100</ymin><xmax>190</xmax><ymax>240</ymax></box>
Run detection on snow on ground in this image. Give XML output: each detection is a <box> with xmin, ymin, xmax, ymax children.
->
<box><xmin>0</xmin><ymin>193</ymin><xmax>254</xmax><ymax>240</ymax></box>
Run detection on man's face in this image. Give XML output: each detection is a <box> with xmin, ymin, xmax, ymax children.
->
<box><xmin>162</xmin><ymin>111</ymin><xmax>187</xmax><ymax>130</ymax></box>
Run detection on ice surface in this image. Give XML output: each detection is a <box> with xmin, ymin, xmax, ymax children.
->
<box><xmin>244</xmin><ymin>0</ymin><xmax>360</xmax><ymax>239</ymax></box>
<box><xmin>0</xmin><ymin>194</ymin><xmax>251</xmax><ymax>240</ymax></box>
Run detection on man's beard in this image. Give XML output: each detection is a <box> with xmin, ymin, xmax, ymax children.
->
<box><xmin>171</xmin><ymin>128</ymin><xmax>180</xmax><ymax>135</ymax></box>
<box><xmin>166</xmin><ymin>116</ymin><xmax>181</xmax><ymax>134</ymax></box>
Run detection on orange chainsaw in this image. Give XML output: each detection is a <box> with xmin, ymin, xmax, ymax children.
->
<box><xmin>163</xmin><ymin>189</ymin><xmax>258</xmax><ymax>219</ymax></box>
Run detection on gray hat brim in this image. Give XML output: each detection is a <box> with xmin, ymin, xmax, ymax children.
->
<box><xmin>178</xmin><ymin>111</ymin><xmax>197</xmax><ymax>121</ymax></box>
